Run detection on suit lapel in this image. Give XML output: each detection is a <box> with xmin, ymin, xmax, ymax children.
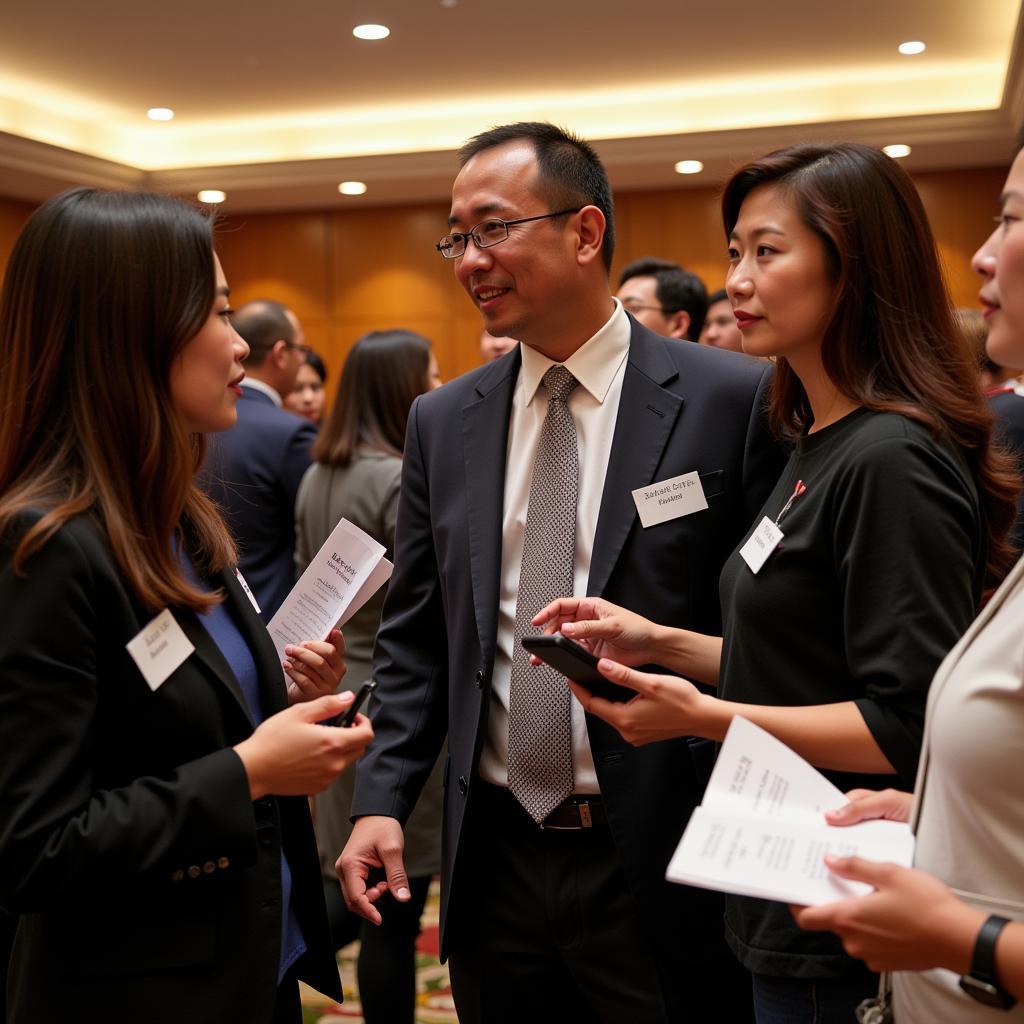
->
<box><xmin>588</xmin><ymin>327</ymin><xmax>683</xmax><ymax>597</ymax></box>
<box><xmin>176</xmin><ymin>599</ymin><xmax>256</xmax><ymax>728</ymax></box>
<box><xmin>462</xmin><ymin>353</ymin><xmax>519</xmax><ymax>661</ymax></box>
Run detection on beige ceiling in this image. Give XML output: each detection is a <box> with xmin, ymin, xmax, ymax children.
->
<box><xmin>1</xmin><ymin>0</ymin><xmax>1022</xmax><ymax>211</ymax></box>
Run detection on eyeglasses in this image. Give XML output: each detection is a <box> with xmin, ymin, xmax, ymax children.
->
<box><xmin>284</xmin><ymin>341</ymin><xmax>313</xmax><ymax>357</ymax></box>
<box><xmin>436</xmin><ymin>208</ymin><xmax>582</xmax><ymax>259</ymax></box>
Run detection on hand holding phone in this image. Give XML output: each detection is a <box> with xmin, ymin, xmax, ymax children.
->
<box><xmin>326</xmin><ymin>679</ymin><xmax>378</xmax><ymax>728</ymax></box>
<box><xmin>521</xmin><ymin>634</ymin><xmax>635</xmax><ymax>703</ymax></box>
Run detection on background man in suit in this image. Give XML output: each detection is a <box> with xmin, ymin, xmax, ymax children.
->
<box><xmin>616</xmin><ymin>256</ymin><xmax>708</xmax><ymax>341</ymax></box>
<box><xmin>201</xmin><ymin>300</ymin><xmax>316</xmax><ymax>619</ymax></box>
<box><xmin>339</xmin><ymin>122</ymin><xmax>783</xmax><ymax>1023</ymax></box>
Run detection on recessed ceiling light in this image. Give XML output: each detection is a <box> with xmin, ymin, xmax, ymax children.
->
<box><xmin>353</xmin><ymin>24</ymin><xmax>390</xmax><ymax>40</ymax></box>
<box><xmin>147</xmin><ymin>107</ymin><xmax>175</xmax><ymax>121</ymax></box>
<box><xmin>338</xmin><ymin>181</ymin><xmax>368</xmax><ymax>196</ymax></box>
<box><xmin>882</xmin><ymin>144</ymin><xmax>912</xmax><ymax>159</ymax></box>
<box><xmin>197</xmin><ymin>189</ymin><xmax>227</xmax><ymax>204</ymax></box>
<box><xmin>674</xmin><ymin>160</ymin><xmax>704</xmax><ymax>175</ymax></box>
<box><xmin>898</xmin><ymin>40</ymin><xmax>926</xmax><ymax>55</ymax></box>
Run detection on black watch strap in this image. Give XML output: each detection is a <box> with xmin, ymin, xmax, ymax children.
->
<box><xmin>959</xmin><ymin>913</ymin><xmax>1017</xmax><ymax>1010</ymax></box>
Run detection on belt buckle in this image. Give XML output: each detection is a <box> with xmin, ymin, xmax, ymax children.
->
<box><xmin>540</xmin><ymin>799</ymin><xmax>593</xmax><ymax>831</ymax></box>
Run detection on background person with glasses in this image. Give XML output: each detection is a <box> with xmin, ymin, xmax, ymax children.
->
<box><xmin>338</xmin><ymin>120</ymin><xmax>784</xmax><ymax>1024</ymax></box>
<box><xmin>201</xmin><ymin>299</ymin><xmax>318</xmax><ymax>618</ymax></box>
<box><xmin>616</xmin><ymin>256</ymin><xmax>710</xmax><ymax>342</ymax></box>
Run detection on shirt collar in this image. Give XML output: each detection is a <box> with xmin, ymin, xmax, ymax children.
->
<box><xmin>519</xmin><ymin>298</ymin><xmax>630</xmax><ymax>406</ymax></box>
<box><xmin>241</xmin><ymin>377</ymin><xmax>283</xmax><ymax>407</ymax></box>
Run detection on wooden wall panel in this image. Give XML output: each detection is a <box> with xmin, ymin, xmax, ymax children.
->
<box><xmin>0</xmin><ymin>197</ymin><xmax>36</xmax><ymax>279</ymax></box>
<box><xmin>0</xmin><ymin>164</ymin><xmax>1011</xmax><ymax>388</ymax></box>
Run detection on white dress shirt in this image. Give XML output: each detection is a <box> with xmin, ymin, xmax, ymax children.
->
<box><xmin>478</xmin><ymin>300</ymin><xmax>631</xmax><ymax>793</ymax></box>
<box><xmin>240</xmin><ymin>377</ymin><xmax>283</xmax><ymax>407</ymax></box>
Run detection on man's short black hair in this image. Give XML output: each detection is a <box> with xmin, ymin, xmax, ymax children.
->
<box><xmin>459</xmin><ymin>122</ymin><xmax>615</xmax><ymax>272</ymax></box>
<box><xmin>231</xmin><ymin>300</ymin><xmax>294</xmax><ymax>366</ymax></box>
<box><xmin>618</xmin><ymin>257</ymin><xmax>708</xmax><ymax>340</ymax></box>
<box><xmin>707</xmin><ymin>287</ymin><xmax>729</xmax><ymax>306</ymax></box>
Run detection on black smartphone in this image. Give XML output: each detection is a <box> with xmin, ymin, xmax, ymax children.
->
<box><xmin>521</xmin><ymin>634</ymin><xmax>634</xmax><ymax>703</ymax></box>
<box><xmin>327</xmin><ymin>679</ymin><xmax>378</xmax><ymax>728</ymax></box>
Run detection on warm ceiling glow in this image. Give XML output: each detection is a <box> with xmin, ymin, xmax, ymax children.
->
<box><xmin>882</xmin><ymin>144</ymin><xmax>912</xmax><ymax>158</ymax></box>
<box><xmin>898</xmin><ymin>41</ymin><xmax>927</xmax><ymax>55</ymax></box>
<box><xmin>147</xmin><ymin>107</ymin><xmax>174</xmax><ymax>121</ymax></box>
<box><xmin>338</xmin><ymin>180</ymin><xmax>368</xmax><ymax>195</ymax></box>
<box><xmin>353</xmin><ymin>24</ymin><xmax>390</xmax><ymax>40</ymax></box>
<box><xmin>674</xmin><ymin>160</ymin><xmax>704</xmax><ymax>175</ymax></box>
<box><xmin>197</xmin><ymin>189</ymin><xmax>227</xmax><ymax>203</ymax></box>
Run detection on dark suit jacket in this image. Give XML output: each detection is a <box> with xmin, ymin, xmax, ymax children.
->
<box><xmin>0</xmin><ymin>515</ymin><xmax>340</xmax><ymax>1024</ymax></box>
<box><xmin>351</xmin><ymin>321</ymin><xmax>785</xmax><ymax>992</ymax></box>
<box><xmin>201</xmin><ymin>386</ymin><xmax>317</xmax><ymax>619</ymax></box>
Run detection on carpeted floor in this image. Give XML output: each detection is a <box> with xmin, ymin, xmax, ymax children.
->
<box><xmin>300</xmin><ymin>880</ymin><xmax>457</xmax><ymax>1023</ymax></box>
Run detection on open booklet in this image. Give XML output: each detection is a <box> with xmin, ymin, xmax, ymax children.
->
<box><xmin>666</xmin><ymin>716</ymin><xmax>914</xmax><ymax>906</ymax></box>
<box><xmin>267</xmin><ymin>518</ymin><xmax>393</xmax><ymax>669</ymax></box>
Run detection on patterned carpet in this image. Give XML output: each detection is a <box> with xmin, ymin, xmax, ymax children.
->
<box><xmin>300</xmin><ymin>880</ymin><xmax>457</xmax><ymax>1023</ymax></box>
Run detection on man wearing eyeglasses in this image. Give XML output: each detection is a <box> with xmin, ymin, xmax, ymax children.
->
<box><xmin>617</xmin><ymin>256</ymin><xmax>709</xmax><ymax>342</ymax></box>
<box><xmin>340</xmin><ymin>122</ymin><xmax>783</xmax><ymax>1024</ymax></box>
<box><xmin>200</xmin><ymin>299</ymin><xmax>317</xmax><ymax>619</ymax></box>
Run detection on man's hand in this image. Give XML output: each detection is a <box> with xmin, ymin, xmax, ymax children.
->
<box><xmin>337</xmin><ymin>816</ymin><xmax>410</xmax><ymax>925</ymax></box>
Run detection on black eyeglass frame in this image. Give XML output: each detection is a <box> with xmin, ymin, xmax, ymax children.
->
<box><xmin>436</xmin><ymin>207</ymin><xmax>583</xmax><ymax>259</ymax></box>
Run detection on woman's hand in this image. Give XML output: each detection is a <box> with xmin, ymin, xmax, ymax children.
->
<box><xmin>568</xmin><ymin>659</ymin><xmax>710</xmax><ymax>745</ymax></box>
<box><xmin>532</xmin><ymin>597</ymin><xmax>666</xmax><ymax>667</ymax></box>
<box><xmin>233</xmin><ymin>691</ymin><xmax>373</xmax><ymax>799</ymax></box>
<box><xmin>825</xmin><ymin>788</ymin><xmax>913</xmax><ymax>827</ymax></box>
<box><xmin>793</xmin><ymin>856</ymin><xmax>983</xmax><ymax>974</ymax></box>
<box><xmin>284</xmin><ymin>628</ymin><xmax>346</xmax><ymax>704</ymax></box>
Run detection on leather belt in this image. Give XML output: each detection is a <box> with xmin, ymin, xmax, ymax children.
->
<box><xmin>541</xmin><ymin>795</ymin><xmax>608</xmax><ymax>831</ymax></box>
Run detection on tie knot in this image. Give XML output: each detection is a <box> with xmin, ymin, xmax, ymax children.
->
<box><xmin>543</xmin><ymin>365</ymin><xmax>578</xmax><ymax>404</ymax></box>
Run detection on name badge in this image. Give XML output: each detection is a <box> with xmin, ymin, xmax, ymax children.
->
<box><xmin>126</xmin><ymin>608</ymin><xmax>195</xmax><ymax>691</ymax></box>
<box><xmin>739</xmin><ymin>517</ymin><xmax>784</xmax><ymax>574</ymax></box>
<box><xmin>235</xmin><ymin>568</ymin><xmax>261</xmax><ymax>613</ymax></box>
<box><xmin>631</xmin><ymin>471</ymin><xmax>708</xmax><ymax>529</ymax></box>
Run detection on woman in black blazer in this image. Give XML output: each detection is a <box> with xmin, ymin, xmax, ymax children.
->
<box><xmin>0</xmin><ymin>188</ymin><xmax>373</xmax><ymax>1024</ymax></box>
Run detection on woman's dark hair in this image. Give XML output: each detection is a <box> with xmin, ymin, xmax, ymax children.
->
<box><xmin>305</xmin><ymin>349</ymin><xmax>327</xmax><ymax>383</ymax></box>
<box><xmin>0</xmin><ymin>187</ymin><xmax>236</xmax><ymax>611</ymax></box>
<box><xmin>722</xmin><ymin>142</ymin><xmax>1019</xmax><ymax>588</ymax></box>
<box><xmin>313</xmin><ymin>329</ymin><xmax>432</xmax><ymax>467</ymax></box>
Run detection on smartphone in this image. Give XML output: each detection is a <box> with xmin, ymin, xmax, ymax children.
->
<box><xmin>327</xmin><ymin>679</ymin><xmax>378</xmax><ymax>728</ymax></box>
<box><xmin>521</xmin><ymin>634</ymin><xmax>634</xmax><ymax>703</ymax></box>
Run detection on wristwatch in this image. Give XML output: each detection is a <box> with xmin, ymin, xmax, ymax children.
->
<box><xmin>959</xmin><ymin>914</ymin><xmax>1017</xmax><ymax>1010</ymax></box>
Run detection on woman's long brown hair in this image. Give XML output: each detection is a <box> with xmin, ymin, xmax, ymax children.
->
<box><xmin>313</xmin><ymin>329</ymin><xmax>432</xmax><ymax>467</ymax></box>
<box><xmin>0</xmin><ymin>188</ymin><xmax>236</xmax><ymax>612</ymax></box>
<box><xmin>722</xmin><ymin>143</ymin><xmax>1019</xmax><ymax>591</ymax></box>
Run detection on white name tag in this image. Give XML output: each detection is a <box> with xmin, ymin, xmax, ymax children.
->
<box><xmin>632</xmin><ymin>471</ymin><xmax>709</xmax><ymax>529</ymax></box>
<box><xmin>739</xmin><ymin>517</ymin><xmax>784</xmax><ymax>574</ymax></box>
<box><xmin>235</xmin><ymin>568</ymin><xmax>261</xmax><ymax>613</ymax></box>
<box><xmin>126</xmin><ymin>608</ymin><xmax>195</xmax><ymax>692</ymax></box>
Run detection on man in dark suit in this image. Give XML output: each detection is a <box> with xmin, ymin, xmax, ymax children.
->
<box><xmin>339</xmin><ymin>122</ymin><xmax>784</xmax><ymax>1023</ymax></box>
<box><xmin>202</xmin><ymin>301</ymin><xmax>316</xmax><ymax>619</ymax></box>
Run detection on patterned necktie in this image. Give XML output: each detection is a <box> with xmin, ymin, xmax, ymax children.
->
<box><xmin>508</xmin><ymin>364</ymin><xmax>580</xmax><ymax>823</ymax></box>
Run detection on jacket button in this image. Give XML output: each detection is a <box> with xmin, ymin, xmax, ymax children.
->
<box><xmin>188</xmin><ymin>865</ymin><xmax>201</xmax><ymax>879</ymax></box>
<box><xmin>475</xmin><ymin>669</ymin><xmax>484</xmax><ymax>688</ymax></box>
<box><xmin>458</xmin><ymin>775</ymin><xmax>468</xmax><ymax>795</ymax></box>
<box><xmin>217</xmin><ymin>856</ymin><xmax>230</xmax><ymax>869</ymax></box>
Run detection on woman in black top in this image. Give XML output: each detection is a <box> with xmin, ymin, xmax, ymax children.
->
<box><xmin>535</xmin><ymin>142</ymin><xmax>1018</xmax><ymax>1024</ymax></box>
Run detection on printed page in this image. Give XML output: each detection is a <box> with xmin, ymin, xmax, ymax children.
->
<box><xmin>667</xmin><ymin>805</ymin><xmax>914</xmax><ymax>905</ymax></box>
<box><xmin>267</xmin><ymin>519</ymin><xmax>390</xmax><ymax>664</ymax></box>
<box><xmin>666</xmin><ymin>716</ymin><xmax>914</xmax><ymax>905</ymax></box>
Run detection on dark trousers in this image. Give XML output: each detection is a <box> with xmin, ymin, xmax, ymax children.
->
<box><xmin>448</xmin><ymin>783</ymin><xmax>716</xmax><ymax>1024</ymax></box>
<box><xmin>752</xmin><ymin>972</ymin><xmax>878</xmax><ymax>1024</ymax></box>
<box><xmin>322</xmin><ymin>873</ymin><xmax>432</xmax><ymax>1024</ymax></box>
